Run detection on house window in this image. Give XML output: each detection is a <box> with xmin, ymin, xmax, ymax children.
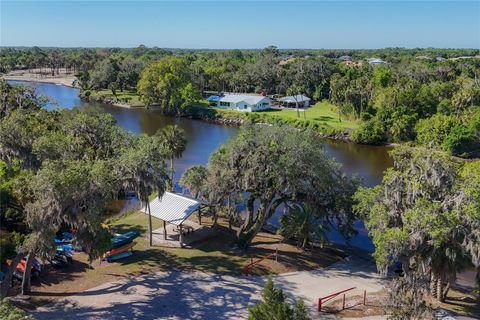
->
<box><xmin>220</xmin><ymin>101</ymin><xmax>230</xmax><ymax>107</ymax></box>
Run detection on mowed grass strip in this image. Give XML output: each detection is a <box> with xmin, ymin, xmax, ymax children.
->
<box><xmin>256</xmin><ymin>101</ymin><xmax>358</xmax><ymax>129</ymax></box>
<box><xmin>92</xmin><ymin>89</ymin><xmax>143</xmax><ymax>105</ymax></box>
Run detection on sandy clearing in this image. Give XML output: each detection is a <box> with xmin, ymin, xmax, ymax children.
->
<box><xmin>33</xmin><ymin>256</ymin><xmax>387</xmax><ymax>320</ymax></box>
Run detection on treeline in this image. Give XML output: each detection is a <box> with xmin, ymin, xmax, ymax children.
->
<box><xmin>1</xmin><ymin>45</ymin><xmax>480</xmax><ymax>157</ymax></box>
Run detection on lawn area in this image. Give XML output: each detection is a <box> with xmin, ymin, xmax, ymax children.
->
<box><xmin>89</xmin><ymin>89</ymin><xmax>143</xmax><ymax>105</ymax></box>
<box><xmin>257</xmin><ymin>101</ymin><xmax>358</xmax><ymax>130</ymax></box>
<box><xmin>190</xmin><ymin>100</ymin><xmax>358</xmax><ymax>133</ymax></box>
<box><xmin>106</xmin><ymin>210</ymin><xmax>346</xmax><ymax>276</ymax></box>
<box><xmin>22</xmin><ymin>210</ymin><xmax>347</xmax><ymax>307</ymax></box>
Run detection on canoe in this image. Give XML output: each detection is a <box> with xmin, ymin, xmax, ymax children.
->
<box><xmin>106</xmin><ymin>251</ymin><xmax>133</xmax><ymax>262</ymax></box>
<box><xmin>111</xmin><ymin>231</ymin><xmax>139</xmax><ymax>249</ymax></box>
<box><xmin>104</xmin><ymin>241</ymin><xmax>136</xmax><ymax>258</ymax></box>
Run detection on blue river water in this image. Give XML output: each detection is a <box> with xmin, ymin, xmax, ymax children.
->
<box><xmin>8</xmin><ymin>80</ymin><xmax>394</xmax><ymax>251</ymax></box>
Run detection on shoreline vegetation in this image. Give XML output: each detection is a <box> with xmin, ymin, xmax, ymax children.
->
<box><xmin>4</xmin><ymin>75</ymin><xmax>358</xmax><ymax>141</ymax></box>
<box><xmin>77</xmin><ymin>86</ymin><xmax>358</xmax><ymax>140</ymax></box>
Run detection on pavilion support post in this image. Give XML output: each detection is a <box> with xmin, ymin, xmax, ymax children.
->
<box><xmin>197</xmin><ymin>207</ymin><xmax>202</xmax><ymax>225</ymax></box>
<box><xmin>179</xmin><ymin>224</ymin><xmax>184</xmax><ymax>248</ymax></box>
<box><xmin>163</xmin><ymin>220</ymin><xmax>167</xmax><ymax>240</ymax></box>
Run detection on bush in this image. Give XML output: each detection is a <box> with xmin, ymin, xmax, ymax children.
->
<box><xmin>0</xmin><ymin>299</ymin><xmax>34</xmax><ymax>320</ymax></box>
<box><xmin>415</xmin><ymin>114</ymin><xmax>461</xmax><ymax>148</ymax></box>
<box><xmin>0</xmin><ymin>232</ymin><xmax>24</xmax><ymax>264</ymax></box>
<box><xmin>248</xmin><ymin>276</ymin><xmax>310</xmax><ymax>320</ymax></box>
<box><xmin>443</xmin><ymin>125</ymin><xmax>479</xmax><ymax>158</ymax></box>
<box><xmin>352</xmin><ymin>118</ymin><xmax>386</xmax><ymax>145</ymax></box>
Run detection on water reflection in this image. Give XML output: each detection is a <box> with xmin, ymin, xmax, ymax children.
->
<box><xmin>8</xmin><ymin>80</ymin><xmax>393</xmax><ymax>251</ymax></box>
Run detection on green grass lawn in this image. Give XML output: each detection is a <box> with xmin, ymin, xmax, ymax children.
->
<box><xmin>192</xmin><ymin>100</ymin><xmax>358</xmax><ymax>133</ymax></box>
<box><xmin>92</xmin><ymin>89</ymin><xmax>143</xmax><ymax>105</ymax></box>
<box><xmin>105</xmin><ymin>210</ymin><xmax>345</xmax><ymax>276</ymax></box>
<box><xmin>257</xmin><ymin>101</ymin><xmax>358</xmax><ymax>129</ymax></box>
<box><xmin>106</xmin><ymin>211</ymin><xmax>249</xmax><ymax>274</ymax></box>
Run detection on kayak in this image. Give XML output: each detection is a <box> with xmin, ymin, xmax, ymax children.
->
<box><xmin>104</xmin><ymin>241</ymin><xmax>136</xmax><ymax>258</ymax></box>
<box><xmin>106</xmin><ymin>251</ymin><xmax>133</xmax><ymax>263</ymax></box>
<box><xmin>111</xmin><ymin>231</ymin><xmax>139</xmax><ymax>249</ymax></box>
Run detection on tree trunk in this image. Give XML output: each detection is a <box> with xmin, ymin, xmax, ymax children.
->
<box><xmin>236</xmin><ymin>197</ymin><xmax>255</xmax><ymax>238</ymax></box>
<box><xmin>163</xmin><ymin>220</ymin><xmax>167</xmax><ymax>240</ymax></box>
<box><xmin>237</xmin><ymin>195</ymin><xmax>282</xmax><ymax>248</ymax></box>
<box><xmin>147</xmin><ymin>199</ymin><xmax>153</xmax><ymax>247</ymax></box>
<box><xmin>197</xmin><ymin>207</ymin><xmax>202</xmax><ymax>225</ymax></box>
<box><xmin>430</xmin><ymin>273</ymin><xmax>438</xmax><ymax>298</ymax></box>
<box><xmin>436</xmin><ymin>276</ymin><xmax>445</xmax><ymax>302</ymax></box>
<box><xmin>21</xmin><ymin>252</ymin><xmax>35</xmax><ymax>295</ymax></box>
<box><xmin>170</xmin><ymin>158</ymin><xmax>175</xmax><ymax>192</ymax></box>
<box><xmin>212</xmin><ymin>206</ymin><xmax>219</xmax><ymax>229</ymax></box>
<box><xmin>1</xmin><ymin>252</ymin><xmax>24</xmax><ymax>298</ymax></box>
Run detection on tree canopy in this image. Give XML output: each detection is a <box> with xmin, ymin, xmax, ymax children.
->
<box><xmin>205</xmin><ymin>125</ymin><xmax>359</xmax><ymax>247</ymax></box>
<box><xmin>353</xmin><ymin>146</ymin><xmax>480</xmax><ymax>302</ymax></box>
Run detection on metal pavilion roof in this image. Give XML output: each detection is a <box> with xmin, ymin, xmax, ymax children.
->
<box><xmin>141</xmin><ymin>192</ymin><xmax>201</xmax><ymax>226</ymax></box>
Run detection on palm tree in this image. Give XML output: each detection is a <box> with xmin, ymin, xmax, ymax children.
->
<box><xmin>278</xmin><ymin>202</ymin><xmax>330</xmax><ymax>249</ymax></box>
<box><xmin>179</xmin><ymin>165</ymin><xmax>207</xmax><ymax>198</ymax></box>
<box><xmin>117</xmin><ymin>134</ymin><xmax>168</xmax><ymax>246</ymax></box>
<box><xmin>157</xmin><ymin>125</ymin><xmax>187</xmax><ymax>192</ymax></box>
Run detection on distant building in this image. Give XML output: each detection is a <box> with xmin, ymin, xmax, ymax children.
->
<box><xmin>367</xmin><ymin>58</ymin><xmax>386</xmax><ymax>65</ymax></box>
<box><xmin>279</xmin><ymin>56</ymin><xmax>296</xmax><ymax>65</ymax></box>
<box><xmin>338</xmin><ymin>55</ymin><xmax>352</xmax><ymax>61</ymax></box>
<box><xmin>342</xmin><ymin>60</ymin><xmax>364</xmax><ymax>67</ymax></box>
<box><xmin>207</xmin><ymin>93</ymin><xmax>271</xmax><ymax>112</ymax></box>
<box><xmin>277</xmin><ymin>94</ymin><xmax>311</xmax><ymax>108</ymax></box>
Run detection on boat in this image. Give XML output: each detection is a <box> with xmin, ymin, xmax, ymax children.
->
<box><xmin>106</xmin><ymin>251</ymin><xmax>133</xmax><ymax>262</ymax></box>
<box><xmin>104</xmin><ymin>241</ymin><xmax>136</xmax><ymax>258</ymax></box>
<box><xmin>111</xmin><ymin>231</ymin><xmax>139</xmax><ymax>249</ymax></box>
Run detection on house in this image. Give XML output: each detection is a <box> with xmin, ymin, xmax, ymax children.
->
<box><xmin>338</xmin><ymin>55</ymin><xmax>352</xmax><ymax>61</ymax></box>
<box><xmin>342</xmin><ymin>60</ymin><xmax>364</xmax><ymax>67</ymax></box>
<box><xmin>207</xmin><ymin>93</ymin><xmax>271</xmax><ymax>112</ymax></box>
<box><xmin>277</xmin><ymin>94</ymin><xmax>311</xmax><ymax>108</ymax></box>
<box><xmin>279</xmin><ymin>56</ymin><xmax>296</xmax><ymax>65</ymax></box>
<box><xmin>367</xmin><ymin>58</ymin><xmax>386</xmax><ymax>65</ymax></box>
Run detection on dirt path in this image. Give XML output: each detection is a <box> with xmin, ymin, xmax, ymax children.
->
<box><xmin>33</xmin><ymin>256</ymin><xmax>387</xmax><ymax>320</ymax></box>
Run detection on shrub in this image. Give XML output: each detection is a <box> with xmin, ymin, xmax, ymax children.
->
<box><xmin>443</xmin><ymin>125</ymin><xmax>479</xmax><ymax>158</ymax></box>
<box><xmin>248</xmin><ymin>276</ymin><xmax>310</xmax><ymax>320</ymax></box>
<box><xmin>415</xmin><ymin>114</ymin><xmax>461</xmax><ymax>147</ymax></box>
<box><xmin>352</xmin><ymin>118</ymin><xmax>386</xmax><ymax>145</ymax></box>
<box><xmin>0</xmin><ymin>299</ymin><xmax>34</xmax><ymax>320</ymax></box>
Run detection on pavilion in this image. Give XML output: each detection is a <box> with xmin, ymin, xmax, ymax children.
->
<box><xmin>277</xmin><ymin>94</ymin><xmax>311</xmax><ymax>108</ymax></box>
<box><xmin>141</xmin><ymin>192</ymin><xmax>210</xmax><ymax>247</ymax></box>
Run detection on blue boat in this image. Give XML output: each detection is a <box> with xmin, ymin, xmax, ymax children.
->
<box><xmin>106</xmin><ymin>251</ymin><xmax>133</xmax><ymax>262</ymax></box>
<box><xmin>111</xmin><ymin>231</ymin><xmax>139</xmax><ymax>249</ymax></box>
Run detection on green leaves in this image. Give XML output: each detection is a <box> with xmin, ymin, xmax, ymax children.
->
<box><xmin>278</xmin><ymin>202</ymin><xmax>331</xmax><ymax>249</ymax></box>
<box><xmin>354</xmin><ymin>145</ymin><xmax>480</xmax><ymax>282</ymax></box>
<box><xmin>206</xmin><ymin>124</ymin><xmax>358</xmax><ymax>247</ymax></box>
<box><xmin>248</xmin><ymin>276</ymin><xmax>310</xmax><ymax>320</ymax></box>
<box><xmin>138</xmin><ymin>57</ymin><xmax>198</xmax><ymax>114</ymax></box>
<box><xmin>179</xmin><ymin>165</ymin><xmax>207</xmax><ymax>198</ymax></box>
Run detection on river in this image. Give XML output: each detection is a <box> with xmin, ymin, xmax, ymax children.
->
<box><xmin>8</xmin><ymin>80</ymin><xmax>394</xmax><ymax>251</ymax></box>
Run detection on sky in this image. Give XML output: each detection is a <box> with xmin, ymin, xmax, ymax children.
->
<box><xmin>1</xmin><ymin>1</ymin><xmax>479</xmax><ymax>49</ymax></box>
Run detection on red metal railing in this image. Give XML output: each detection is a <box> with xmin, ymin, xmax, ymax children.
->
<box><xmin>243</xmin><ymin>249</ymin><xmax>278</xmax><ymax>276</ymax></box>
<box><xmin>317</xmin><ymin>287</ymin><xmax>356</xmax><ymax>312</ymax></box>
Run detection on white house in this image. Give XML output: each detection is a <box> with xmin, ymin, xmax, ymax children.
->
<box><xmin>277</xmin><ymin>94</ymin><xmax>311</xmax><ymax>108</ymax></box>
<box><xmin>207</xmin><ymin>93</ymin><xmax>271</xmax><ymax>112</ymax></box>
<box><xmin>367</xmin><ymin>58</ymin><xmax>386</xmax><ymax>65</ymax></box>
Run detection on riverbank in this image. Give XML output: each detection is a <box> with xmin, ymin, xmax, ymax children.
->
<box><xmin>80</xmin><ymin>88</ymin><xmax>144</xmax><ymax>107</ymax></box>
<box><xmin>183</xmin><ymin>102</ymin><xmax>354</xmax><ymax>140</ymax></box>
<box><xmin>80</xmin><ymin>89</ymin><xmax>356</xmax><ymax>139</ymax></box>
<box><xmin>3</xmin><ymin>68</ymin><xmax>77</xmax><ymax>88</ymax></box>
